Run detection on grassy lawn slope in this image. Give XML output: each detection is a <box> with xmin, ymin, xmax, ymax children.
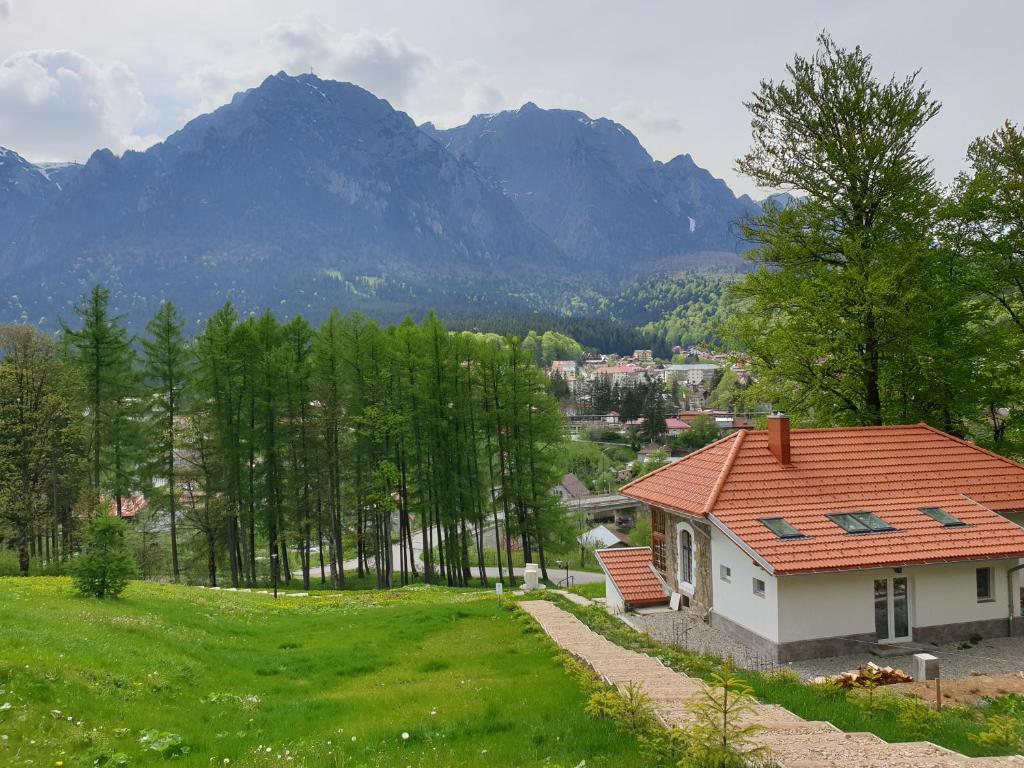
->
<box><xmin>0</xmin><ymin>579</ymin><xmax>644</xmax><ymax>768</ymax></box>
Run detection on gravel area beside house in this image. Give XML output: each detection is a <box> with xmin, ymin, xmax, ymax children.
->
<box><xmin>787</xmin><ymin>635</ymin><xmax>1024</xmax><ymax>681</ymax></box>
<box><xmin>626</xmin><ymin>608</ymin><xmax>769</xmax><ymax>669</ymax></box>
<box><xmin>628</xmin><ymin>609</ymin><xmax>1024</xmax><ymax>681</ymax></box>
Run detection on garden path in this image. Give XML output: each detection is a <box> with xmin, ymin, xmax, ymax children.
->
<box><xmin>519</xmin><ymin>600</ymin><xmax>1024</xmax><ymax>768</ymax></box>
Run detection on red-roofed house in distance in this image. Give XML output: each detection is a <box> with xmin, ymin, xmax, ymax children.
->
<box><xmin>665</xmin><ymin>417</ymin><xmax>690</xmax><ymax>437</ymax></box>
<box><xmin>108</xmin><ymin>494</ymin><xmax>148</xmax><ymax>520</ymax></box>
<box><xmin>620</xmin><ymin>415</ymin><xmax>1024</xmax><ymax>661</ymax></box>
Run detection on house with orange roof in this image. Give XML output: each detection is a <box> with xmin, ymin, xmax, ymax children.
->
<box><xmin>618</xmin><ymin>415</ymin><xmax>1024</xmax><ymax>661</ymax></box>
<box><xmin>595</xmin><ymin>547</ymin><xmax>671</xmax><ymax>613</ymax></box>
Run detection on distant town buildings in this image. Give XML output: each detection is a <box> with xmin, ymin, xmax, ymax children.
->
<box><xmin>550</xmin><ymin>360</ymin><xmax>577</xmax><ymax>377</ymax></box>
<box><xmin>662</xmin><ymin>363</ymin><xmax>721</xmax><ymax>386</ymax></box>
<box><xmin>588</xmin><ymin>363</ymin><xmax>646</xmax><ymax>386</ymax></box>
<box><xmin>548</xmin><ymin>346</ymin><xmax>761</xmax><ymax>447</ymax></box>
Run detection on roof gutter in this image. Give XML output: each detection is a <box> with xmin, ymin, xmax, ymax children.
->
<box><xmin>778</xmin><ymin>554</ymin><xmax>1024</xmax><ymax>577</ymax></box>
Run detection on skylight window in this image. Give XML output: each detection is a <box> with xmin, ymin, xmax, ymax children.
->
<box><xmin>919</xmin><ymin>507</ymin><xmax>967</xmax><ymax>527</ymax></box>
<box><xmin>827</xmin><ymin>512</ymin><xmax>895</xmax><ymax>534</ymax></box>
<box><xmin>759</xmin><ymin>517</ymin><xmax>806</xmax><ymax>539</ymax></box>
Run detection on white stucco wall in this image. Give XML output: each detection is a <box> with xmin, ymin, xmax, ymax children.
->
<box><xmin>913</xmin><ymin>560</ymin><xmax>1017</xmax><ymax>627</ymax></box>
<box><xmin>605</xmin><ymin>576</ymin><xmax>625</xmax><ymax>614</ymax></box>
<box><xmin>709</xmin><ymin>526</ymin><xmax>779</xmax><ymax>643</ymax></box>
<box><xmin>776</xmin><ymin>559</ymin><xmax>1022</xmax><ymax>643</ymax></box>
<box><xmin>777</xmin><ymin>570</ymin><xmax>878</xmax><ymax>643</ymax></box>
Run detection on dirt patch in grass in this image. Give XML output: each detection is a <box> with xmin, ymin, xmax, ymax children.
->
<box><xmin>891</xmin><ymin>672</ymin><xmax>1024</xmax><ymax>707</ymax></box>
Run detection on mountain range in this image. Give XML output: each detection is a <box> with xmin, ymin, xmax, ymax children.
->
<box><xmin>0</xmin><ymin>72</ymin><xmax>761</xmax><ymax>329</ymax></box>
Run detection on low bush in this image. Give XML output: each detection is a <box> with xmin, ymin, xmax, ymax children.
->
<box><xmin>893</xmin><ymin>694</ymin><xmax>943</xmax><ymax>740</ymax></box>
<box><xmin>971</xmin><ymin>714</ymin><xmax>1024</xmax><ymax>754</ymax></box>
<box><xmin>69</xmin><ymin>516</ymin><xmax>136</xmax><ymax>598</ymax></box>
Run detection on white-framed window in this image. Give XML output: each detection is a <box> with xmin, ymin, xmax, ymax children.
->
<box><xmin>720</xmin><ymin>565</ymin><xmax>732</xmax><ymax>582</ymax></box>
<box><xmin>753</xmin><ymin>577</ymin><xmax>766</xmax><ymax>597</ymax></box>
<box><xmin>977</xmin><ymin>567</ymin><xmax>995</xmax><ymax>602</ymax></box>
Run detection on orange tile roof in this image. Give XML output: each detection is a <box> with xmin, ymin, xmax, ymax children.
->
<box><xmin>621</xmin><ymin>424</ymin><xmax>1024</xmax><ymax>574</ymax></box>
<box><xmin>595</xmin><ymin>547</ymin><xmax>669</xmax><ymax>606</ymax></box>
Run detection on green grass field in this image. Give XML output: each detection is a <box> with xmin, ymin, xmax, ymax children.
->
<box><xmin>0</xmin><ymin>578</ymin><xmax>645</xmax><ymax>768</ymax></box>
<box><xmin>480</xmin><ymin>548</ymin><xmax>604</xmax><ymax>574</ymax></box>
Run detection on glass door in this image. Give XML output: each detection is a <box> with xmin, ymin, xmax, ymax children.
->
<box><xmin>873</xmin><ymin>576</ymin><xmax>911</xmax><ymax>643</ymax></box>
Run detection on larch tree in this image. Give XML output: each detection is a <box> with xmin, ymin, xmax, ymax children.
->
<box><xmin>141</xmin><ymin>301</ymin><xmax>191</xmax><ymax>582</ymax></box>
<box><xmin>62</xmin><ymin>286</ymin><xmax>145</xmax><ymax>515</ymax></box>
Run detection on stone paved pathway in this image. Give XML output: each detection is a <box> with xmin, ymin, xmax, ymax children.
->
<box><xmin>549</xmin><ymin>588</ymin><xmax>594</xmax><ymax>606</ymax></box>
<box><xmin>520</xmin><ymin>600</ymin><xmax>1024</xmax><ymax>768</ymax></box>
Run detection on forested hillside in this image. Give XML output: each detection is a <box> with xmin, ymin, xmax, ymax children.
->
<box><xmin>604</xmin><ymin>272</ymin><xmax>738</xmax><ymax>350</ymax></box>
<box><xmin>448</xmin><ymin>272</ymin><xmax>736</xmax><ymax>357</ymax></box>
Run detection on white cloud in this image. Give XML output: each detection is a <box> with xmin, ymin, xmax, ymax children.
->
<box><xmin>0</xmin><ymin>18</ymin><xmax>507</xmax><ymax>162</ymax></box>
<box><xmin>612</xmin><ymin>101</ymin><xmax>683</xmax><ymax>135</ymax></box>
<box><xmin>177</xmin><ymin>64</ymin><xmax>267</xmax><ymax>121</ymax></box>
<box><xmin>264</xmin><ymin>16</ymin><xmax>431</xmax><ymax>102</ymax></box>
<box><xmin>175</xmin><ymin>16</ymin><xmax>508</xmax><ymax>133</ymax></box>
<box><xmin>0</xmin><ymin>49</ymin><xmax>157</xmax><ymax>160</ymax></box>
<box><xmin>411</xmin><ymin>59</ymin><xmax>507</xmax><ymax>128</ymax></box>
<box><xmin>515</xmin><ymin>88</ymin><xmax>594</xmax><ymax>114</ymax></box>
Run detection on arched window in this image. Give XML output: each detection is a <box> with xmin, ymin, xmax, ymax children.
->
<box><xmin>679</xmin><ymin>528</ymin><xmax>693</xmax><ymax>586</ymax></box>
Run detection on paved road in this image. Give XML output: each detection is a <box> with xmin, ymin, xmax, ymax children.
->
<box><xmin>313</xmin><ymin>523</ymin><xmax>606</xmax><ymax>586</ymax></box>
<box><xmin>303</xmin><ymin>562</ymin><xmax>604</xmax><ymax>586</ymax></box>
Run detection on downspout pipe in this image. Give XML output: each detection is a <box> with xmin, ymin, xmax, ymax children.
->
<box><xmin>1009</xmin><ymin>563</ymin><xmax>1024</xmax><ymax>637</ymax></box>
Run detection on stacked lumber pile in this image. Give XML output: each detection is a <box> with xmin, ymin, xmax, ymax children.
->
<box><xmin>833</xmin><ymin>662</ymin><xmax>913</xmax><ymax>688</ymax></box>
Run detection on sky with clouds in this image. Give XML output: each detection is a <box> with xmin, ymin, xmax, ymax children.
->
<box><xmin>0</xmin><ymin>0</ymin><xmax>1021</xmax><ymax>196</ymax></box>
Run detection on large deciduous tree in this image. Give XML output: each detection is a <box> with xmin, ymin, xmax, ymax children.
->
<box><xmin>945</xmin><ymin>121</ymin><xmax>1024</xmax><ymax>450</ymax></box>
<box><xmin>730</xmin><ymin>34</ymin><xmax>971</xmax><ymax>428</ymax></box>
<box><xmin>0</xmin><ymin>326</ymin><xmax>83</xmax><ymax>575</ymax></box>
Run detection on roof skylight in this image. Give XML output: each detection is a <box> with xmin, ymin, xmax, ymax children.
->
<box><xmin>759</xmin><ymin>517</ymin><xmax>806</xmax><ymax>539</ymax></box>
<box><xmin>919</xmin><ymin>507</ymin><xmax>967</xmax><ymax>527</ymax></box>
<box><xmin>827</xmin><ymin>512</ymin><xmax>895</xmax><ymax>534</ymax></box>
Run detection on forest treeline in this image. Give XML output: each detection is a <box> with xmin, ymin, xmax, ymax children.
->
<box><xmin>447</xmin><ymin>312</ymin><xmax>666</xmax><ymax>357</ymax></box>
<box><xmin>448</xmin><ymin>273</ymin><xmax>736</xmax><ymax>359</ymax></box>
<box><xmin>0</xmin><ymin>292</ymin><xmax>567</xmax><ymax>585</ymax></box>
<box><xmin>602</xmin><ymin>272</ymin><xmax>738</xmax><ymax>351</ymax></box>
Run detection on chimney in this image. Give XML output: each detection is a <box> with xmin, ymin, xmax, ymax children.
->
<box><xmin>768</xmin><ymin>412</ymin><xmax>791</xmax><ymax>465</ymax></box>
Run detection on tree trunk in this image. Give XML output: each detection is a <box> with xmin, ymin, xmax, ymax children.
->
<box><xmin>206</xmin><ymin>530</ymin><xmax>217</xmax><ymax>587</ymax></box>
<box><xmin>864</xmin><ymin>309</ymin><xmax>883</xmax><ymax>425</ymax></box>
<box><xmin>18</xmin><ymin>534</ymin><xmax>30</xmax><ymax>577</ymax></box>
